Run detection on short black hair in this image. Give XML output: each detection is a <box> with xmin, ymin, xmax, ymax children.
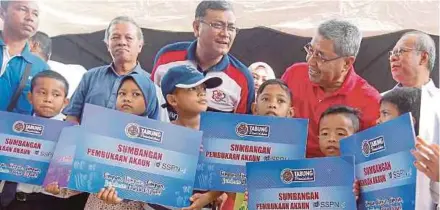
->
<box><xmin>195</xmin><ymin>0</ymin><xmax>233</xmax><ymax>18</ymax></box>
<box><xmin>31</xmin><ymin>70</ymin><xmax>69</xmax><ymax>97</ymax></box>
<box><xmin>29</xmin><ymin>31</ymin><xmax>52</xmax><ymax>61</ymax></box>
<box><xmin>257</xmin><ymin>79</ymin><xmax>292</xmax><ymax>102</ymax></box>
<box><xmin>381</xmin><ymin>87</ymin><xmax>421</xmax><ymax>134</ymax></box>
<box><xmin>319</xmin><ymin>105</ymin><xmax>361</xmax><ymax>132</ymax></box>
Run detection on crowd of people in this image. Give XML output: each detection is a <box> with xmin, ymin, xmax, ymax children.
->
<box><xmin>0</xmin><ymin>0</ymin><xmax>439</xmax><ymax>210</ymax></box>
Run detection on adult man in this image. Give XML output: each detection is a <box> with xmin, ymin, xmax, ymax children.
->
<box><xmin>282</xmin><ymin>19</ymin><xmax>381</xmax><ymax>158</ymax></box>
<box><xmin>386</xmin><ymin>30</ymin><xmax>439</xmax><ymax>209</ymax></box>
<box><xmin>0</xmin><ymin>1</ymin><xmax>53</xmax><ymax>209</ymax></box>
<box><xmin>63</xmin><ymin>16</ymin><xmax>169</xmax><ymax>123</ymax></box>
<box><xmin>29</xmin><ymin>31</ymin><xmax>87</xmax><ymax>99</ymax></box>
<box><xmin>0</xmin><ymin>0</ymin><xmax>48</xmax><ymax>114</ymax></box>
<box><xmin>151</xmin><ymin>0</ymin><xmax>254</xmax><ymax>120</ymax></box>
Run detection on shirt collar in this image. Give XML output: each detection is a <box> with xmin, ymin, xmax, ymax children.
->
<box><xmin>0</xmin><ymin>34</ymin><xmax>34</xmax><ymax>63</ymax></box>
<box><xmin>33</xmin><ymin>113</ymin><xmax>66</xmax><ymax>121</ymax></box>
<box><xmin>393</xmin><ymin>79</ymin><xmax>436</xmax><ymax>90</ymax></box>
<box><xmin>186</xmin><ymin>40</ymin><xmax>230</xmax><ymax>72</ymax></box>
<box><xmin>107</xmin><ymin>62</ymin><xmax>144</xmax><ymax>76</ymax></box>
<box><xmin>312</xmin><ymin>66</ymin><xmax>357</xmax><ymax>96</ymax></box>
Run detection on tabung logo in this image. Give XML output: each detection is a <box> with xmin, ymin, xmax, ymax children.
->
<box><xmin>235</xmin><ymin>123</ymin><xmax>270</xmax><ymax>137</ymax></box>
<box><xmin>125</xmin><ymin>123</ymin><xmax>163</xmax><ymax>143</ymax></box>
<box><xmin>281</xmin><ymin>168</ymin><xmax>315</xmax><ymax>184</ymax></box>
<box><xmin>12</xmin><ymin>121</ymin><xmax>44</xmax><ymax>135</ymax></box>
<box><xmin>362</xmin><ymin>136</ymin><xmax>386</xmax><ymax>157</ymax></box>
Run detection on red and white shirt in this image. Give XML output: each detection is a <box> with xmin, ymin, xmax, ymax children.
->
<box><xmin>151</xmin><ymin>40</ymin><xmax>255</xmax><ymax>116</ymax></box>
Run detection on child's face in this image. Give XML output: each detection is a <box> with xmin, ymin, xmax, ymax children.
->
<box><xmin>116</xmin><ymin>79</ymin><xmax>146</xmax><ymax>116</ymax></box>
<box><xmin>377</xmin><ymin>101</ymin><xmax>400</xmax><ymax>124</ymax></box>
<box><xmin>169</xmin><ymin>84</ymin><xmax>208</xmax><ymax>114</ymax></box>
<box><xmin>28</xmin><ymin>77</ymin><xmax>68</xmax><ymax>118</ymax></box>
<box><xmin>252</xmin><ymin>84</ymin><xmax>293</xmax><ymax>117</ymax></box>
<box><xmin>319</xmin><ymin>113</ymin><xmax>356</xmax><ymax>157</ymax></box>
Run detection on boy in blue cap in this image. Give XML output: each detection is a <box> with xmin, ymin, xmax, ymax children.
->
<box><xmin>160</xmin><ymin>64</ymin><xmax>222</xmax><ymax>129</ymax></box>
<box><xmin>141</xmin><ymin>65</ymin><xmax>222</xmax><ymax>210</ymax></box>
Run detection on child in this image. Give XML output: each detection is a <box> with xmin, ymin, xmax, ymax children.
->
<box><xmin>185</xmin><ymin>79</ymin><xmax>294</xmax><ymax>210</ymax></box>
<box><xmin>318</xmin><ymin>105</ymin><xmax>362</xmax><ymax>200</ymax></box>
<box><xmin>378</xmin><ymin>87</ymin><xmax>438</xmax><ymax>208</ymax></box>
<box><xmin>159</xmin><ymin>64</ymin><xmax>222</xmax><ymax>130</ymax></box>
<box><xmin>251</xmin><ymin>79</ymin><xmax>294</xmax><ymax>117</ymax></box>
<box><xmin>1</xmin><ymin>70</ymin><xmax>71</xmax><ymax>209</ymax></box>
<box><xmin>86</xmin><ymin>73</ymin><xmax>159</xmax><ymax>210</ymax></box>
<box><xmin>140</xmin><ymin>64</ymin><xmax>222</xmax><ymax>210</ymax></box>
<box><xmin>28</xmin><ymin>70</ymin><xmax>70</xmax><ymax>120</ymax></box>
<box><xmin>46</xmin><ymin>73</ymin><xmax>159</xmax><ymax>210</ymax></box>
<box><xmin>318</xmin><ymin>105</ymin><xmax>361</xmax><ymax>157</ymax></box>
<box><xmin>378</xmin><ymin>87</ymin><xmax>421</xmax><ymax>135</ymax></box>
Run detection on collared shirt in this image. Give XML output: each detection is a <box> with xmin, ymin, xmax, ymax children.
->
<box><xmin>63</xmin><ymin>63</ymin><xmax>167</xmax><ymax>122</ymax></box>
<box><xmin>151</xmin><ymin>40</ymin><xmax>255</xmax><ymax>118</ymax></box>
<box><xmin>420</xmin><ymin>87</ymin><xmax>440</xmax><ymax>210</ymax></box>
<box><xmin>1</xmin><ymin>45</ymin><xmax>15</xmax><ymax>76</ymax></box>
<box><xmin>282</xmin><ymin>62</ymin><xmax>381</xmax><ymax>158</ymax></box>
<box><xmin>384</xmin><ymin>79</ymin><xmax>440</xmax><ymax>209</ymax></box>
<box><xmin>0</xmin><ymin>39</ymin><xmax>49</xmax><ymax>114</ymax></box>
<box><xmin>380</xmin><ymin>79</ymin><xmax>439</xmax><ymax>96</ymax></box>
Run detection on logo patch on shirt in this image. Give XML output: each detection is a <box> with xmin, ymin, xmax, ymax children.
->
<box><xmin>362</xmin><ymin>136</ymin><xmax>386</xmax><ymax>157</ymax></box>
<box><xmin>12</xmin><ymin>121</ymin><xmax>44</xmax><ymax>135</ymax></box>
<box><xmin>125</xmin><ymin>123</ymin><xmax>163</xmax><ymax>143</ymax></box>
<box><xmin>212</xmin><ymin>89</ymin><xmax>226</xmax><ymax>103</ymax></box>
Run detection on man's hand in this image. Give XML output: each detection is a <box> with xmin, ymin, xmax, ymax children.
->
<box><xmin>411</xmin><ymin>137</ymin><xmax>440</xmax><ymax>182</ymax></box>
<box><xmin>96</xmin><ymin>187</ymin><xmax>123</xmax><ymax>205</ymax></box>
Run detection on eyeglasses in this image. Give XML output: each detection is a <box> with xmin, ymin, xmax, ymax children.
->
<box><xmin>388</xmin><ymin>48</ymin><xmax>420</xmax><ymax>59</ymax></box>
<box><xmin>303</xmin><ymin>43</ymin><xmax>342</xmax><ymax>63</ymax></box>
<box><xmin>199</xmin><ymin>19</ymin><xmax>239</xmax><ymax>33</ymax></box>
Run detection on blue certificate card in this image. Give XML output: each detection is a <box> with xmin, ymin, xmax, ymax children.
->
<box><xmin>194</xmin><ymin>112</ymin><xmax>308</xmax><ymax>193</ymax></box>
<box><xmin>246</xmin><ymin>156</ymin><xmax>356</xmax><ymax>210</ymax></box>
<box><xmin>44</xmin><ymin>104</ymin><xmax>203</xmax><ymax>207</ymax></box>
<box><xmin>0</xmin><ymin>111</ymin><xmax>74</xmax><ymax>185</ymax></box>
<box><xmin>340</xmin><ymin>113</ymin><xmax>417</xmax><ymax>210</ymax></box>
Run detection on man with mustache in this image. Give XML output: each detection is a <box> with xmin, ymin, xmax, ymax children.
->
<box><xmin>281</xmin><ymin>19</ymin><xmax>381</xmax><ymax>158</ymax></box>
<box><xmin>0</xmin><ymin>0</ymin><xmax>49</xmax><ymax>114</ymax></box>
<box><xmin>150</xmin><ymin>0</ymin><xmax>255</xmax><ymax>121</ymax></box>
<box><xmin>385</xmin><ymin>30</ymin><xmax>439</xmax><ymax>210</ymax></box>
<box><xmin>63</xmin><ymin>16</ymin><xmax>168</xmax><ymax>124</ymax></box>
<box><xmin>0</xmin><ymin>1</ymin><xmax>53</xmax><ymax>209</ymax></box>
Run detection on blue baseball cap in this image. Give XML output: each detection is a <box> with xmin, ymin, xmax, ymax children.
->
<box><xmin>161</xmin><ymin>65</ymin><xmax>222</xmax><ymax>103</ymax></box>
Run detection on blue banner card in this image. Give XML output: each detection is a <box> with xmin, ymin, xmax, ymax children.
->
<box><xmin>194</xmin><ymin>111</ymin><xmax>309</xmax><ymax>193</ymax></box>
<box><xmin>246</xmin><ymin>156</ymin><xmax>356</xmax><ymax>210</ymax></box>
<box><xmin>0</xmin><ymin>111</ymin><xmax>74</xmax><ymax>185</ymax></box>
<box><xmin>340</xmin><ymin>113</ymin><xmax>417</xmax><ymax>210</ymax></box>
<box><xmin>45</xmin><ymin>104</ymin><xmax>203</xmax><ymax>207</ymax></box>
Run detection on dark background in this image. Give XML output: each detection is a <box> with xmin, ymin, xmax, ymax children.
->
<box><xmin>51</xmin><ymin>27</ymin><xmax>439</xmax><ymax>93</ymax></box>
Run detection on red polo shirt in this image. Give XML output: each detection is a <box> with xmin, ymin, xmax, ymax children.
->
<box><xmin>282</xmin><ymin>62</ymin><xmax>380</xmax><ymax>158</ymax></box>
